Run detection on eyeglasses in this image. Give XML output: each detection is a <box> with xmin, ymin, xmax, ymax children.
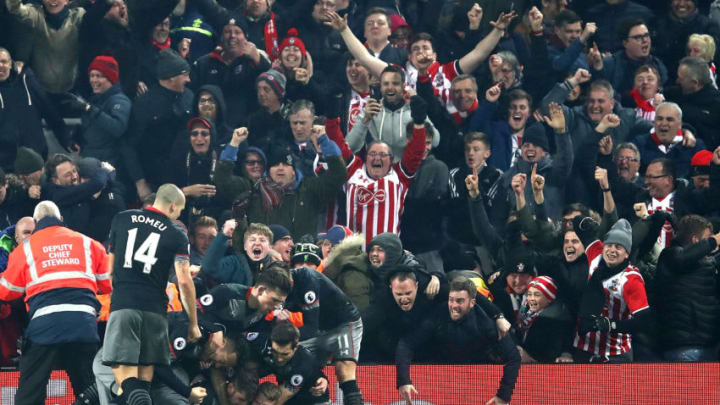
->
<box><xmin>616</xmin><ymin>157</ymin><xmax>639</xmax><ymax>163</ymax></box>
<box><xmin>628</xmin><ymin>33</ymin><xmax>650</xmax><ymax>42</ymax></box>
<box><xmin>645</xmin><ymin>174</ymin><xmax>669</xmax><ymax>180</ymax></box>
<box><xmin>367</xmin><ymin>151</ymin><xmax>391</xmax><ymax>158</ymax></box>
<box><xmin>245</xmin><ymin>160</ymin><xmax>263</xmax><ymax>166</ymax></box>
<box><xmin>198</xmin><ymin>97</ymin><xmax>215</xmax><ymax>104</ymax></box>
<box><xmin>190</xmin><ymin>131</ymin><xmax>210</xmax><ymax>137</ymax></box>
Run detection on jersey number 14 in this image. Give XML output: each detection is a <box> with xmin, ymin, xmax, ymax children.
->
<box><xmin>123</xmin><ymin>228</ymin><xmax>160</xmax><ymax>273</ymax></box>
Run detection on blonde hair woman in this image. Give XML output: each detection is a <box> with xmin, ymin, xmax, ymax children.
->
<box><xmin>687</xmin><ymin>34</ymin><xmax>717</xmax><ymax>88</ymax></box>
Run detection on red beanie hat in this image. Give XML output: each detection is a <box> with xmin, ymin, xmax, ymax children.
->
<box><xmin>528</xmin><ymin>276</ymin><xmax>558</xmax><ymax>302</ymax></box>
<box><xmin>690</xmin><ymin>149</ymin><xmax>713</xmax><ymax>176</ymax></box>
<box><xmin>88</xmin><ymin>55</ymin><xmax>120</xmax><ymax>84</ymax></box>
<box><xmin>278</xmin><ymin>28</ymin><xmax>307</xmax><ymax>58</ymax></box>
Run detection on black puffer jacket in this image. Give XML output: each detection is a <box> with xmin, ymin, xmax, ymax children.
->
<box><xmin>655</xmin><ymin>238</ymin><xmax>720</xmax><ymax>350</ymax></box>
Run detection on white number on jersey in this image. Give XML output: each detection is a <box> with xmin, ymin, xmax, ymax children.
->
<box><xmin>123</xmin><ymin>228</ymin><xmax>160</xmax><ymax>273</ymax></box>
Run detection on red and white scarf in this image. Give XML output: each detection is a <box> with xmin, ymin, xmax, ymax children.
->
<box><xmin>647</xmin><ymin>192</ymin><xmax>675</xmax><ymax>248</ymax></box>
<box><xmin>347</xmin><ymin>88</ymin><xmax>370</xmax><ymax>132</ymax></box>
<box><xmin>264</xmin><ymin>12</ymin><xmax>279</xmax><ymax>61</ymax></box>
<box><xmin>629</xmin><ymin>88</ymin><xmax>656</xmax><ymax>121</ymax></box>
<box><xmin>448</xmin><ymin>99</ymin><xmax>479</xmax><ymax>125</ymax></box>
<box><xmin>649</xmin><ymin>128</ymin><xmax>683</xmax><ymax>154</ymax></box>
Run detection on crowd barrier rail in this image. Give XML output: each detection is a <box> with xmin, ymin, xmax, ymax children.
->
<box><xmin>2</xmin><ymin>362</ymin><xmax>719</xmax><ymax>405</ymax></box>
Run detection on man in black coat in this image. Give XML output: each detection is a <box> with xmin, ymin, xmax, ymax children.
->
<box><xmin>190</xmin><ymin>14</ymin><xmax>271</xmax><ymax>128</ymax></box>
<box><xmin>122</xmin><ymin>49</ymin><xmax>193</xmax><ymax>200</ymax></box>
<box><xmin>40</xmin><ymin>154</ymin><xmax>113</xmax><ymax>235</ymax></box>
<box><xmin>655</xmin><ymin>214</ymin><xmax>720</xmax><ymax>361</ymax></box>
<box><xmin>0</xmin><ymin>48</ymin><xmax>70</xmax><ymax>170</ymax></box>
<box><xmin>395</xmin><ymin>276</ymin><xmax>520</xmax><ymax>405</ymax></box>
<box><xmin>665</xmin><ymin>56</ymin><xmax>720</xmax><ymax>150</ymax></box>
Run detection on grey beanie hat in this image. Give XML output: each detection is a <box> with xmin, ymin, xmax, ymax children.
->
<box><xmin>256</xmin><ymin>69</ymin><xmax>287</xmax><ymax>99</ymax></box>
<box><xmin>156</xmin><ymin>49</ymin><xmax>190</xmax><ymax>80</ymax></box>
<box><xmin>604</xmin><ymin>219</ymin><xmax>632</xmax><ymax>253</ymax></box>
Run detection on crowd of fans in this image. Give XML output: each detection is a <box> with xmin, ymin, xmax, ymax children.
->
<box><xmin>2</xmin><ymin>0</ymin><xmax>720</xmax><ymax>404</ymax></box>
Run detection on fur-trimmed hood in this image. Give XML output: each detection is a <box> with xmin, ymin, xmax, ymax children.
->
<box><xmin>323</xmin><ymin>233</ymin><xmax>368</xmax><ymax>281</ymax></box>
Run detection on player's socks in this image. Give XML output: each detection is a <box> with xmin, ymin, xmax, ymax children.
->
<box><xmin>120</xmin><ymin>378</ymin><xmax>151</xmax><ymax>405</ymax></box>
<box><xmin>340</xmin><ymin>380</ymin><xmax>363</xmax><ymax>405</ymax></box>
<box><xmin>72</xmin><ymin>382</ymin><xmax>100</xmax><ymax>405</ymax></box>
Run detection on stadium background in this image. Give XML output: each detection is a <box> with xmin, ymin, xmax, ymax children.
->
<box><xmin>2</xmin><ymin>363</ymin><xmax>719</xmax><ymax>404</ymax></box>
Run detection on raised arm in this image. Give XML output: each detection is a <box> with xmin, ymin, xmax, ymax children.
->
<box><xmin>458</xmin><ymin>9</ymin><xmax>516</xmax><ymax>75</ymax></box>
<box><xmin>323</xmin><ymin>11</ymin><xmax>387</xmax><ymax>78</ymax></box>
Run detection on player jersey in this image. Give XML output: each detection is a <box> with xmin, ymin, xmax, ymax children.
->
<box><xmin>167</xmin><ymin>310</ymin><xmax>225</xmax><ymax>362</ymax></box>
<box><xmin>284</xmin><ymin>267</ymin><xmax>361</xmax><ymax>339</ymax></box>
<box><xmin>345</xmin><ymin>157</ymin><xmax>413</xmax><ymax>246</ymax></box>
<box><xmin>197</xmin><ymin>283</ymin><xmax>266</xmax><ymax>334</ymax></box>
<box><xmin>108</xmin><ymin>207</ymin><xmax>189</xmax><ymax>314</ymax></box>
<box><xmin>573</xmin><ymin>248</ymin><xmax>650</xmax><ymax>357</ymax></box>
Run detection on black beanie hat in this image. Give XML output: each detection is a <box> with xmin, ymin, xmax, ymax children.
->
<box><xmin>14</xmin><ymin>147</ymin><xmax>44</xmax><ymax>175</ymax></box>
<box><xmin>523</xmin><ymin>122</ymin><xmax>549</xmax><ymax>152</ymax></box>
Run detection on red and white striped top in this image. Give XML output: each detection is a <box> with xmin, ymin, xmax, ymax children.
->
<box><xmin>345</xmin><ymin>158</ymin><xmax>413</xmax><ymax>246</ymax></box>
<box><xmin>405</xmin><ymin>60</ymin><xmax>461</xmax><ymax>111</ymax></box>
<box><xmin>573</xmin><ymin>242</ymin><xmax>650</xmax><ymax>357</ymax></box>
<box><xmin>647</xmin><ymin>192</ymin><xmax>675</xmax><ymax>248</ymax></box>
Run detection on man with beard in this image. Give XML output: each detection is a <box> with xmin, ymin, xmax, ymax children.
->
<box><xmin>191</xmin><ymin>15</ymin><xmax>271</xmax><ymax>127</ymax></box>
<box><xmin>346</xmin><ymin>65</ymin><xmax>439</xmax><ymax>163</ymax></box>
<box><xmin>574</xmin><ymin>219</ymin><xmax>652</xmax><ymax>363</ymax></box>
<box><xmin>41</xmin><ymin>154</ymin><xmax>114</xmax><ymax>233</ymax></box>
<box><xmin>395</xmin><ymin>276</ymin><xmax>520</xmax><ymax>405</ymax></box>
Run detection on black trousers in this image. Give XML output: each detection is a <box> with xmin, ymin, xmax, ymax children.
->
<box><xmin>15</xmin><ymin>340</ymin><xmax>99</xmax><ymax>405</ymax></box>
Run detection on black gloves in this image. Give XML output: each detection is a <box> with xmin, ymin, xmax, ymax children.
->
<box><xmin>578</xmin><ymin>315</ymin><xmax>614</xmax><ymax>334</ymax></box>
<box><xmin>409</xmin><ymin>95</ymin><xmax>428</xmax><ymax>124</ymax></box>
<box><xmin>572</xmin><ymin>215</ymin><xmax>599</xmax><ymax>247</ymax></box>
<box><xmin>63</xmin><ymin>93</ymin><xmax>90</xmax><ymax>112</ymax></box>
<box><xmin>324</xmin><ymin>91</ymin><xmax>344</xmax><ymax>120</ymax></box>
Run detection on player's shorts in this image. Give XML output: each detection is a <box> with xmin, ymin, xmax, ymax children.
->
<box><xmin>102</xmin><ymin>309</ymin><xmax>170</xmax><ymax>366</ymax></box>
<box><xmin>300</xmin><ymin>318</ymin><xmax>362</xmax><ymax>363</ymax></box>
